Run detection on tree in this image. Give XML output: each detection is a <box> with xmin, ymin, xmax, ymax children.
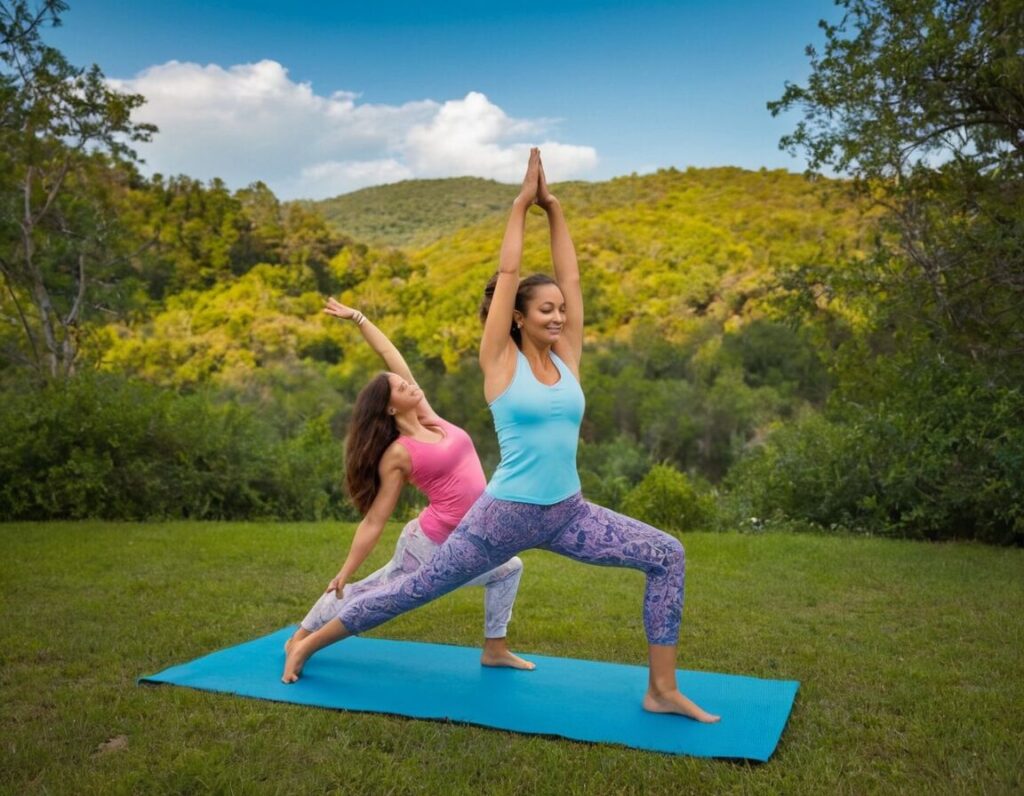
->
<box><xmin>135</xmin><ymin>175</ymin><xmax>248</xmax><ymax>294</ymax></box>
<box><xmin>0</xmin><ymin>0</ymin><xmax>156</xmax><ymax>377</ymax></box>
<box><xmin>769</xmin><ymin>0</ymin><xmax>1024</xmax><ymax>372</ymax></box>
<box><xmin>235</xmin><ymin>180</ymin><xmax>285</xmax><ymax>270</ymax></box>
<box><xmin>741</xmin><ymin>0</ymin><xmax>1024</xmax><ymax>542</ymax></box>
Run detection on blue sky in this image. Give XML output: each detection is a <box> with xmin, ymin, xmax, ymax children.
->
<box><xmin>48</xmin><ymin>0</ymin><xmax>841</xmax><ymax>199</ymax></box>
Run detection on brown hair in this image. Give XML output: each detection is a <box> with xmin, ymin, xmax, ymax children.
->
<box><xmin>479</xmin><ymin>273</ymin><xmax>559</xmax><ymax>347</ymax></box>
<box><xmin>345</xmin><ymin>373</ymin><xmax>400</xmax><ymax>514</ymax></box>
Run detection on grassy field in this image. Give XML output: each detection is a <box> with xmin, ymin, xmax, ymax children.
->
<box><xmin>2</xmin><ymin>523</ymin><xmax>1022</xmax><ymax>795</ymax></box>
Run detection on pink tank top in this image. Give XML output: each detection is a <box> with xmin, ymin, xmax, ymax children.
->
<box><xmin>395</xmin><ymin>417</ymin><xmax>487</xmax><ymax>543</ymax></box>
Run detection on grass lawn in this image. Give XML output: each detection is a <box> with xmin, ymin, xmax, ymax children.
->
<box><xmin>2</xmin><ymin>522</ymin><xmax>1022</xmax><ymax>794</ymax></box>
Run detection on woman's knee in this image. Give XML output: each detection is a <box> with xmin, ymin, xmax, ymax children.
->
<box><xmin>494</xmin><ymin>555</ymin><xmax>524</xmax><ymax>581</ymax></box>
<box><xmin>663</xmin><ymin>535</ymin><xmax>685</xmax><ymax>573</ymax></box>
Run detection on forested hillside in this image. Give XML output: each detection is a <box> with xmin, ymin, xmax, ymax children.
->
<box><xmin>305</xmin><ymin>176</ymin><xmax>512</xmax><ymax>247</ymax></box>
<box><xmin>329</xmin><ymin>167</ymin><xmax>867</xmax><ymax>364</ymax></box>
<box><xmin>96</xmin><ymin>168</ymin><xmax>864</xmax><ymax>488</ymax></box>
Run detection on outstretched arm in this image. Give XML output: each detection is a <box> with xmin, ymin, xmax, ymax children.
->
<box><xmin>324</xmin><ymin>298</ymin><xmax>414</xmax><ymax>382</ymax></box>
<box><xmin>480</xmin><ymin>149</ymin><xmax>540</xmax><ymax>393</ymax></box>
<box><xmin>325</xmin><ymin>447</ymin><xmax>407</xmax><ymax>594</ymax></box>
<box><xmin>324</xmin><ymin>298</ymin><xmax>440</xmax><ymax>422</ymax></box>
<box><xmin>538</xmin><ymin>159</ymin><xmax>583</xmax><ymax>372</ymax></box>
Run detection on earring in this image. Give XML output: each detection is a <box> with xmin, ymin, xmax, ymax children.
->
<box><xmin>517</xmin><ymin>323</ymin><xmax>523</xmax><ymax>329</ymax></box>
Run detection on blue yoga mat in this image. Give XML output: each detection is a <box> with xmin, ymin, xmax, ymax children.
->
<box><xmin>141</xmin><ymin>627</ymin><xmax>798</xmax><ymax>761</ymax></box>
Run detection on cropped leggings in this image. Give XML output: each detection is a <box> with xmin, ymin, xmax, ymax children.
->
<box><xmin>336</xmin><ymin>491</ymin><xmax>686</xmax><ymax>645</ymax></box>
<box><xmin>301</xmin><ymin>517</ymin><xmax>523</xmax><ymax>639</ymax></box>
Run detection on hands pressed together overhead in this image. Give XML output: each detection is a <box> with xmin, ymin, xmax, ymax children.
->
<box><xmin>517</xmin><ymin>147</ymin><xmax>559</xmax><ymax>211</ymax></box>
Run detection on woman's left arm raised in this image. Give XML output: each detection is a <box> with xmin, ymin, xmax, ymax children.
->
<box><xmin>538</xmin><ymin>159</ymin><xmax>583</xmax><ymax>375</ymax></box>
<box><xmin>323</xmin><ymin>297</ymin><xmax>441</xmax><ymax>423</ymax></box>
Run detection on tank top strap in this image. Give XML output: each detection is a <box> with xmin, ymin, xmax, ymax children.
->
<box><xmin>548</xmin><ymin>350</ymin><xmax>577</xmax><ymax>382</ymax></box>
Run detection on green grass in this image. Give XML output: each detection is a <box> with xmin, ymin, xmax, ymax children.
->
<box><xmin>2</xmin><ymin>523</ymin><xmax>1022</xmax><ymax>795</ymax></box>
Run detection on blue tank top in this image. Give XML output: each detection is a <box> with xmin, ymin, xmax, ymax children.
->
<box><xmin>485</xmin><ymin>349</ymin><xmax>585</xmax><ymax>505</ymax></box>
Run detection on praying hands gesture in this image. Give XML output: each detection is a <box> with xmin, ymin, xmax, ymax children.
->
<box><xmin>515</xmin><ymin>147</ymin><xmax>541</xmax><ymax>207</ymax></box>
<box><xmin>537</xmin><ymin>156</ymin><xmax>558</xmax><ymax>211</ymax></box>
<box><xmin>514</xmin><ymin>148</ymin><xmax>559</xmax><ymax>212</ymax></box>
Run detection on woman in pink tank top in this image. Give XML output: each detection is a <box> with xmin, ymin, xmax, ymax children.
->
<box><xmin>284</xmin><ymin>297</ymin><xmax>533</xmax><ymax>670</ymax></box>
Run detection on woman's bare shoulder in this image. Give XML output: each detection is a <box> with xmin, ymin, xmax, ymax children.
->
<box><xmin>379</xmin><ymin>440</ymin><xmax>412</xmax><ymax>475</ymax></box>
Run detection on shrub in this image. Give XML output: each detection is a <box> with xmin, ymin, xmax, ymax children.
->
<box><xmin>620</xmin><ymin>464</ymin><xmax>717</xmax><ymax>534</ymax></box>
<box><xmin>0</xmin><ymin>374</ymin><xmax>349</xmax><ymax>521</ymax></box>
<box><xmin>725</xmin><ymin>373</ymin><xmax>1024</xmax><ymax>544</ymax></box>
<box><xmin>577</xmin><ymin>435</ymin><xmax>653</xmax><ymax>511</ymax></box>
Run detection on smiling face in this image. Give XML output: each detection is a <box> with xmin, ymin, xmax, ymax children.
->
<box><xmin>386</xmin><ymin>373</ymin><xmax>424</xmax><ymax>414</ymax></box>
<box><xmin>514</xmin><ymin>283</ymin><xmax>566</xmax><ymax>345</ymax></box>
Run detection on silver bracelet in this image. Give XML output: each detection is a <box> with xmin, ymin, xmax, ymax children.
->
<box><xmin>351</xmin><ymin>310</ymin><xmax>367</xmax><ymax>326</ymax></box>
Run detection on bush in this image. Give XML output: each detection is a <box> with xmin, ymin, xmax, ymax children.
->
<box><xmin>722</xmin><ymin>411</ymin><xmax>872</xmax><ymax>532</ymax></box>
<box><xmin>248</xmin><ymin>412</ymin><xmax>348</xmax><ymax>521</ymax></box>
<box><xmin>620</xmin><ymin>464</ymin><xmax>717</xmax><ymax>534</ymax></box>
<box><xmin>577</xmin><ymin>435</ymin><xmax>653</xmax><ymax>511</ymax></box>
<box><xmin>0</xmin><ymin>374</ymin><xmax>348</xmax><ymax>520</ymax></box>
<box><xmin>725</xmin><ymin>369</ymin><xmax>1024</xmax><ymax>544</ymax></box>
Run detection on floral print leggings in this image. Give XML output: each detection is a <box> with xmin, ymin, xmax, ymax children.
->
<box><xmin>334</xmin><ymin>492</ymin><xmax>686</xmax><ymax>645</ymax></box>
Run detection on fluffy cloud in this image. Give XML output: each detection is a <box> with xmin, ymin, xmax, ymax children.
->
<box><xmin>110</xmin><ymin>60</ymin><xmax>597</xmax><ymax>199</ymax></box>
<box><xmin>405</xmin><ymin>92</ymin><xmax>597</xmax><ymax>181</ymax></box>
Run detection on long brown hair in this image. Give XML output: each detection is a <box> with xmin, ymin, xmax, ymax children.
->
<box><xmin>479</xmin><ymin>273</ymin><xmax>558</xmax><ymax>347</ymax></box>
<box><xmin>345</xmin><ymin>373</ymin><xmax>399</xmax><ymax>514</ymax></box>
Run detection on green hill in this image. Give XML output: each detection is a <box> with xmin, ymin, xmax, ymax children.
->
<box><xmin>340</xmin><ymin>167</ymin><xmax>869</xmax><ymax>367</ymax></box>
<box><xmin>99</xmin><ymin>166</ymin><xmax>869</xmax><ymax>482</ymax></box>
<box><xmin>304</xmin><ymin>176</ymin><xmax>515</xmax><ymax>248</ymax></box>
<box><xmin>109</xmin><ymin>167</ymin><xmax>866</xmax><ymax>385</ymax></box>
<box><xmin>103</xmin><ymin>166</ymin><xmax>870</xmax><ymax>379</ymax></box>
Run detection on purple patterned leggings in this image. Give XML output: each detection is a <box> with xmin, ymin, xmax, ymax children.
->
<box><xmin>336</xmin><ymin>491</ymin><xmax>686</xmax><ymax>645</ymax></box>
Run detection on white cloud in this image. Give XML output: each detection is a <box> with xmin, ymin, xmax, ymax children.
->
<box><xmin>404</xmin><ymin>92</ymin><xmax>598</xmax><ymax>181</ymax></box>
<box><xmin>110</xmin><ymin>60</ymin><xmax>597</xmax><ymax>199</ymax></box>
<box><xmin>283</xmin><ymin>159</ymin><xmax>414</xmax><ymax>197</ymax></box>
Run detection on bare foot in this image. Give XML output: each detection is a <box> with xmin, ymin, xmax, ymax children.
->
<box><xmin>283</xmin><ymin>628</ymin><xmax>311</xmax><ymax>654</ymax></box>
<box><xmin>480</xmin><ymin>649</ymin><xmax>536</xmax><ymax>670</ymax></box>
<box><xmin>281</xmin><ymin>639</ymin><xmax>311</xmax><ymax>684</ymax></box>
<box><xmin>643</xmin><ymin>688</ymin><xmax>721</xmax><ymax>723</ymax></box>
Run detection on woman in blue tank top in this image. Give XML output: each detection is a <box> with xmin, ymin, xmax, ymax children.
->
<box><xmin>282</xmin><ymin>151</ymin><xmax>720</xmax><ymax>724</ymax></box>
